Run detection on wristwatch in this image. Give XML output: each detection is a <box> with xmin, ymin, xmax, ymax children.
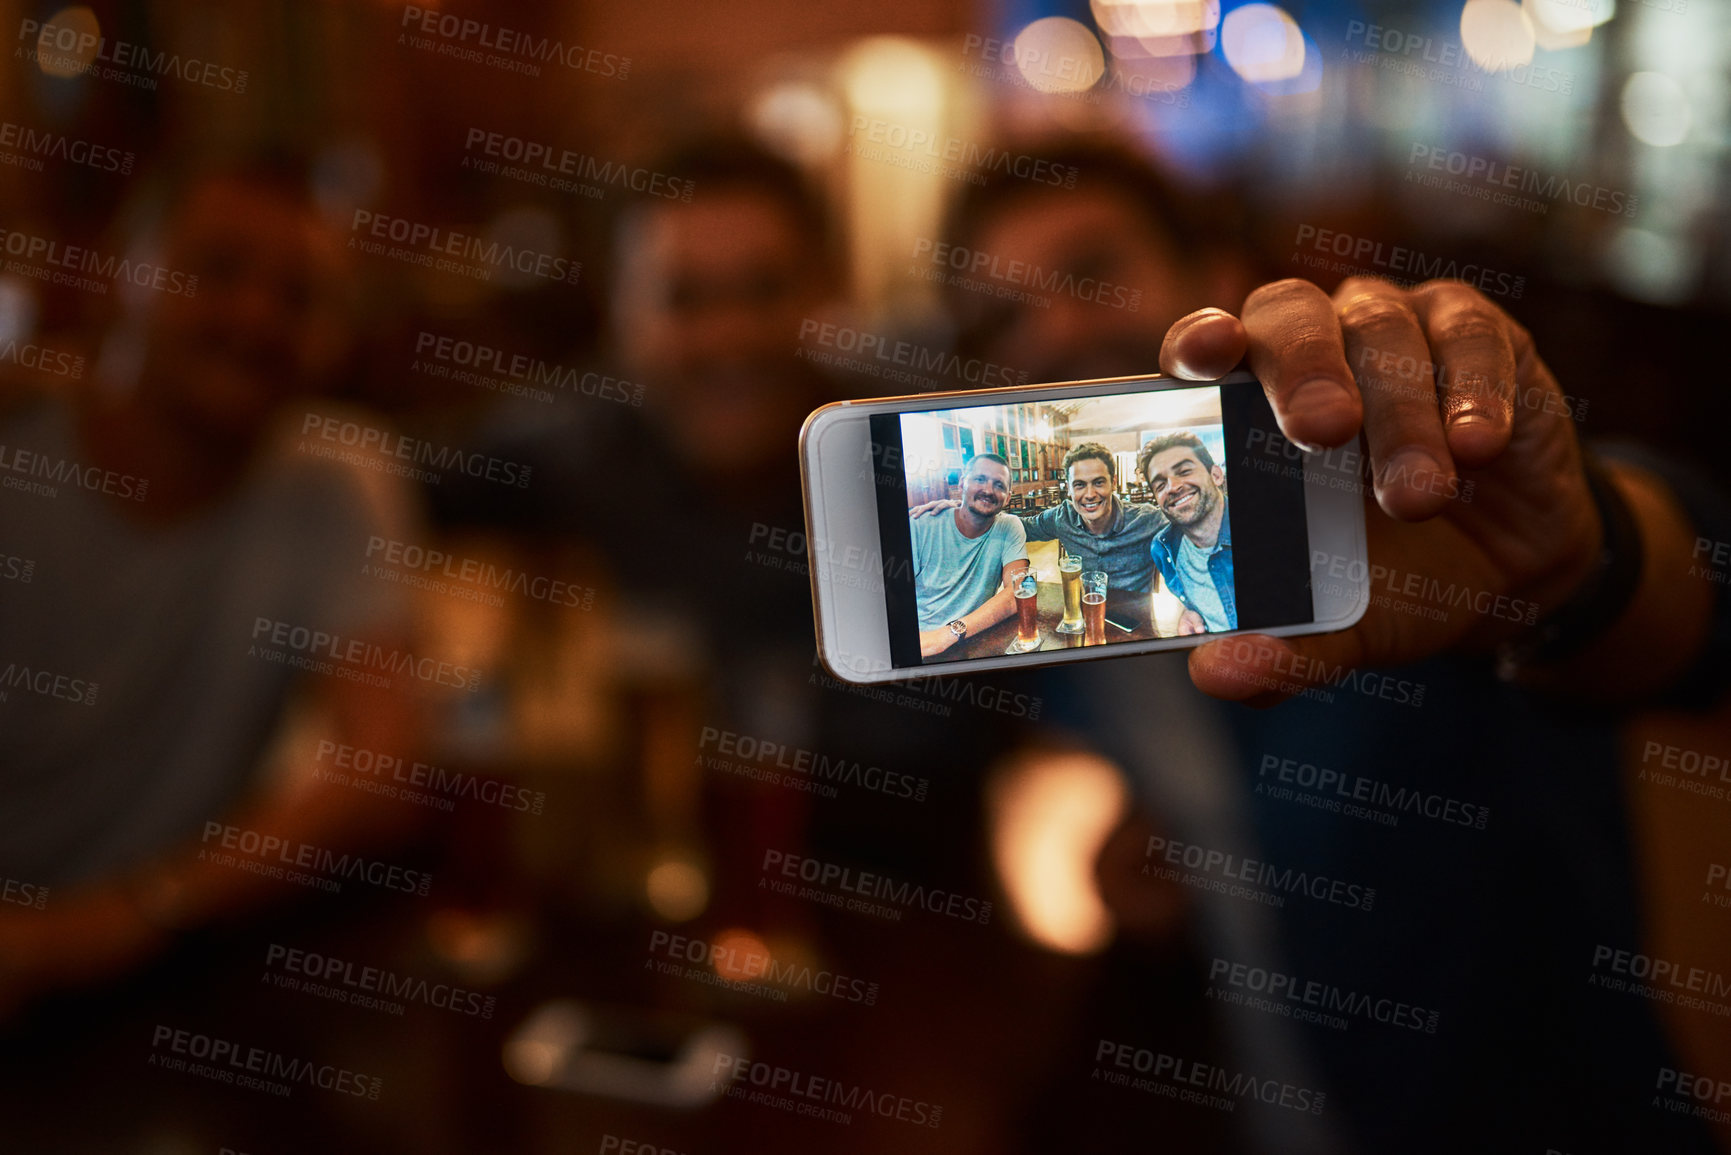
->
<box><xmin>947</xmin><ymin>619</ymin><xmax>967</xmax><ymax>640</ymax></box>
<box><xmin>1496</xmin><ymin>451</ymin><xmax>1644</xmax><ymax>678</ymax></box>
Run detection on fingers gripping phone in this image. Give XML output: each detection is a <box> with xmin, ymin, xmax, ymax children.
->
<box><xmin>799</xmin><ymin>371</ymin><xmax>1369</xmax><ymax>684</ymax></box>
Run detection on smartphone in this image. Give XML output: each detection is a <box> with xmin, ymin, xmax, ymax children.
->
<box><xmin>799</xmin><ymin>370</ymin><xmax>1369</xmax><ymax>684</ymax></box>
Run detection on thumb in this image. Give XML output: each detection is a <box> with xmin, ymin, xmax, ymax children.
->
<box><xmin>1159</xmin><ymin>308</ymin><xmax>1247</xmax><ymax>381</ymax></box>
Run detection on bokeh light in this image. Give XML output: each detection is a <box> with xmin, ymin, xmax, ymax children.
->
<box><xmin>1092</xmin><ymin>0</ymin><xmax>1217</xmax><ymax>38</ymax></box>
<box><xmin>840</xmin><ymin>36</ymin><xmax>944</xmax><ymax>117</ymax></box>
<box><xmin>1524</xmin><ymin>0</ymin><xmax>1612</xmax><ymax>35</ymax></box>
<box><xmin>1621</xmin><ymin>70</ymin><xmax>1692</xmax><ymax>147</ymax></box>
<box><xmin>645</xmin><ymin>857</ymin><xmax>709</xmax><ymax>921</ymax></box>
<box><xmin>34</xmin><ymin>6</ymin><xmax>100</xmax><ymax>80</ymax></box>
<box><xmin>1013</xmin><ymin>17</ymin><xmax>1107</xmax><ymax>95</ymax></box>
<box><xmin>750</xmin><ymin>81</ymin><xmax>846</xmax><ymax>165</ymax></box>
<box><xmin>1460</xmin><ymin>0</ymin><xmax>1537</xmax><ymax>73</ymax></box>
<box><xmin>1221</xmin><ymin>4</ymin><xmax>1305</xmax><ymax>86</ymax></box>
<box><xmin>709</xmin><ymin>927</ymin><xmax>771</xmax><ymax>981</ymax></box>
<box><xmin>989</xmin><ymin>751</ymin><xmax>1129</xmax><ymax>956</ymax></box>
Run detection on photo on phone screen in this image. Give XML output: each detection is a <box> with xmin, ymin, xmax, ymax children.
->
<box><xmin>867</xmin><ymin>379</ymin><xmax>1315</xmax><ymax>668</ymax></box>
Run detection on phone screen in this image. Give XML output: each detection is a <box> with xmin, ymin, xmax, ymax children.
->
<box><xmin>868</xmin><ymin>379</ymin><xmax>1314</xmax><ymax>668</ymax></box>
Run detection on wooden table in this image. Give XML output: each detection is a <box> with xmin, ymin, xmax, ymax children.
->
<box><xmin>948</xmin><ymin>584</ymin><xmax>1160</xmax><ymax>661</ymax></box>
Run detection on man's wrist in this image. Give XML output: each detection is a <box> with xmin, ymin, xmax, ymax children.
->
<box><xmin>1501</xmin><ymin>460</ymin><xmax>1714</xmax><ymax>698</ymax></box>
<box><xmin>1497</xmin><ymin>454</ymin><xmax>1638</xmax><ymax>677</ymax></box>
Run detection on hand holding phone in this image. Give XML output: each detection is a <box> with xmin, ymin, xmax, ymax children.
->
<box><xmin>1165</xmin><ymin>278</ymin><xmax>1604</xmax><ymax>702</ymax></box>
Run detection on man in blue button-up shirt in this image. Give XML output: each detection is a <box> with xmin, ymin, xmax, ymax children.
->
<box><xmin>1139</xmin><ymin>430</ymin><xmax>1236</xmax><ymax>633</ymax></box>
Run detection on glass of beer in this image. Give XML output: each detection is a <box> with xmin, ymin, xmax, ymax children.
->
<box><xmin>1082</xmin><ymin>570</ymin><xmax>1108</xmax><ymax>645</ymax></box>
<box><xmin>1006</xmin><ymin>568</ymin><xmax>1041</xmax><ymax>654</ymax></box>
<box><xmin>1056</xmin><ymin>555</ymin><xmax>1084</xmax><ymax>634</ymax></box>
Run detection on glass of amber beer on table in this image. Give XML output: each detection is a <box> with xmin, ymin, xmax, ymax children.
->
<box><xmin>1081</xmin><ymin>570</ymin><xmax>1108</xmax><ymax>646</ymax></box>
<box><xmin>1006</xmin><ymin>568</ymin><xmax>1041</xmax><ymax>654</ymax></box>
<box><xmin>1056</xmin><ymin>554</ymin><xmax>1084</xmax><ymax>635</ymax></box>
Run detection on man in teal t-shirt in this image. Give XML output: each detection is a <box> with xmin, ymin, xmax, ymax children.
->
<box><xmin>909</xmin><ymin>454</ymin><xmax>1029</xmax><ymax>659</ymax></box>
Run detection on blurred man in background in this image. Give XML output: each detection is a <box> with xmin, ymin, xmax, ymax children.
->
<box><xmin>460</xmin><ymin>138</ymin><xmax>846</xmax><ymax>651</ymax></box>
<box><xmin>610</xmin><ymin>139</ymin><xmax>844</xmax><ymax>480</ymax></box>
<box><xmin>943</xmin><ymin>141</ymin><xmax>1247</xmax><ymax>385</ymax></box>
<box><xmin>0</xmin><ymin>156</ymin><xmax>422</xmax><ymax>1016</ymax></box>
<box><xmin>430</xmin><ymin>135</ymin><xmax>1100</xmax><ymax>1153</ymax></box>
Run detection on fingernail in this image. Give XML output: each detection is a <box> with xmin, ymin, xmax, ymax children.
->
<box><xmin>1166</xmin><ymin>311</ymin><xmax>1209</xmax><ymax>346</ymax></box>
<box><xmin>1172</xmin><ymin>307</ymin><xmax>1230</xmax><ymax>332</ymax></box>
<box><xmin>1167</xmin><ymin>311</ymin><xmax>1235</xmax><ymax>380</ymax></box>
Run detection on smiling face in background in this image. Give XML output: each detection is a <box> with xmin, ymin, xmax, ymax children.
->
<box><xmin>958</xmin><ymin>185</ymin><xmax>1190</xmax><ymax>384</ymax></box>
<box><xmin>612</xmin><ymin>187</ymin><xmax>830</xmax><ymax>473</ymax></box>
<box><xmin>136</xmin><ymin>174</ymin><xmax>351</xmax><ymax>445</ymax></box>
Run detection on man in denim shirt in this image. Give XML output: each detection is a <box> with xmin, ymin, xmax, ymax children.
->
<box><xmin>1139</xmin><ymin>430</ymin><xmax>1236</xmax><ymax>633</ymax></box>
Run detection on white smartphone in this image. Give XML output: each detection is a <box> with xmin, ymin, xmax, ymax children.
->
<box><xmin>799</xmin><ymin>370</ymin><xmax>1370</xmax><ymax>684</ymax></box>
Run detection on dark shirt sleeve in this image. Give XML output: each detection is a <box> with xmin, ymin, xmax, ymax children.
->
<box><xmin>1596</xmin><ymin>440</ymin><xmax>1731</xmax><ymax>709</ymax></box>
<box><xmin>1018</xmin><ymin>506</ymin><xmax>1059</xmax><ymax>542</ymax></box>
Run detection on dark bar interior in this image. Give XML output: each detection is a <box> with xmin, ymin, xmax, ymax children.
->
<box><xmin>1</xmin><ymin>1</ymin><xmax>1729</xmax><ymax>1152</ymax></box>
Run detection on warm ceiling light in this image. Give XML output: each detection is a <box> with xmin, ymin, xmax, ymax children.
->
<box><xmin>1460</xmin><ymin>0</ymin><xmax>1536</xmax><ymax>73</ymax></box>
<box><xmin>1013</xmin><ymin>17</ymin><xmax>1107</xmax><ymax>95</ymax></box>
